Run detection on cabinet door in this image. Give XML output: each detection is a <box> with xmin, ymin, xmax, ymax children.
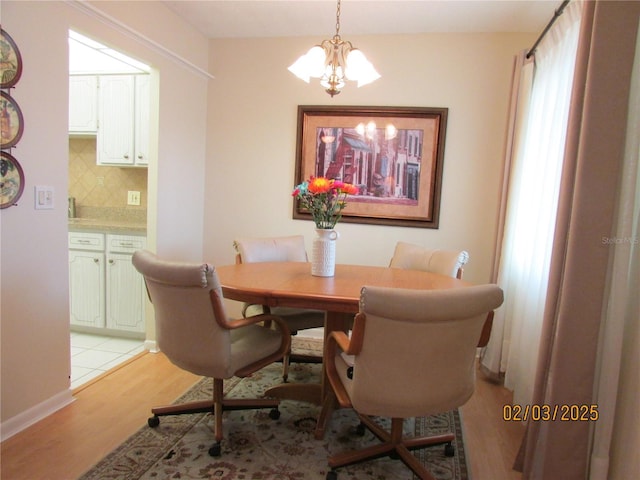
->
<box><xmin>69</xmin><ymin>250</ymin><xmax>105</xmax><ymax>328</ymax></box>
<box><xmin>106</xmin><ymin>253</ymin><xmax>145</xmax><ymax>332</ymax></box>
<box><xmin>69</xmin><ymin>75</ymin><xmax>98</xmax><ymax>133</ymax></box>
<box><xmin>97</xmin><ymin>75</ymin><xmax>135</xmax><ymax>165</ymax></box>
<box><xmin>134</xmin><ymin>75</ymin><xmax>150</xmax><ymax>165</ymax></box>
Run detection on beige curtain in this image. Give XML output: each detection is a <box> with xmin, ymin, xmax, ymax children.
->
<box><xmin>590</xmin><ymin>18</ymin><xmax>640</xmax><ymax>478</ymax></box>
<box><xmin>518</xmin><ymin>1</ymin><xmax>640</xmax><ymax>478</ymax></box>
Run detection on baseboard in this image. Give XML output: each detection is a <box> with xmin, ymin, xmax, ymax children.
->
<box><xmin>144</xmin><ymin>339</ymin><xmax>159</xmax><ymax>353</ymax></box>
<box><xmin>1</xmin><ymin>389</ymin><xmax>75</xmax><ymax>442</ymax></box>
<box><xmin>297</xmin><ymin>327</ymin><xmax>324</xmax><ymax>340</ymax></box>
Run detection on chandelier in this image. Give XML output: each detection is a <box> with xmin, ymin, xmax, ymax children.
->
<box><xmin>288</xmin><ymin>0</ymin><xmax>380</xmax><ymax>97</ymax></box>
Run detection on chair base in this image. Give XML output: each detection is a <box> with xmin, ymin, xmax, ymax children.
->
<box><xmin>147</xmin><ymin>378</ymin><xmax>281</xmax><ymax>456</ymax></box>
<box><xmin>327</xmin><ymin>416</ymin><xmax>455</xmax><ymax>480</ymax></box>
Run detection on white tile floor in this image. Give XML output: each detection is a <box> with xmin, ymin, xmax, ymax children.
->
<box><xmin>70</xmin><ymin>332</ymin><xmax>146</xmax><ymax>389</ymax></box>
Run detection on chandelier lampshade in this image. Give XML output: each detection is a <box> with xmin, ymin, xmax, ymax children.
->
<box><xmin>288</xmin><ymin>0</ymin><xmax>380</xmax><ymax>96</ymax></box>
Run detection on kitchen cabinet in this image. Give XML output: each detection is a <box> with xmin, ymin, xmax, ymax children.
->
<box><xmin>97</xmin><ymin>74</ymin><xmax>150</xmax><ymax>166</ymax></box>
<box><xmin>69</xmin><ymin>231</ymin><xmax>146</xmax><ymax>335</ymax></box>
<box><xmin>69</xmin><ymin>232</ymin><xmax>105</xmax><ymax>328</ymax></box>
<box><xmin>69</xmin><ymin>75</ymin><xmax>98</xmax><ymax>134</ymax></box>
<box><xmin>105</xmin><ymin>234</ymin><xmax>147</xmax><ymax>332</ymax></box>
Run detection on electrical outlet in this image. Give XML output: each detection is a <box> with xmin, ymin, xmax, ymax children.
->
<box><xmin>127</xmin><ymin>191</ymin><xmax>141</xmax><ymax>206</ymax></box>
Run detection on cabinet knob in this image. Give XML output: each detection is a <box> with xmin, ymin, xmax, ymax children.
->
<box><xmin>137</xmin><ymin>155</ymin><xmax>143</xmax><ymax>160</ymax></box>
<box><xmin>109</xmin><ymin>259</ymin><xmax>115</xmax><ymax>265</ymax></box>
<box><xmin>123</xmin><ymin>154</ymin><xmax>129</xmax><ymax>159</ymax></box>
<box><xmin>93</xmin><ymin>258</ymin><xmax>99</xmax><ymax>263</ymax></box>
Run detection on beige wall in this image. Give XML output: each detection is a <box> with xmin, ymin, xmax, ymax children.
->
<box><xmin>203</xmin><ymin>33</ymin><xmax>535</xmax><ymax>287</ymax></box>
<box><xmin>1</xmin><ymin>0</ymin><xmax>209</xmax><ymax>436</ymax></box>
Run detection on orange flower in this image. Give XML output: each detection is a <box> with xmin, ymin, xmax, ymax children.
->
<box><xmin>341</xmin><ymin>183</ymin><xmax>359</xmax><ymax>195</ymax></box>
<box><xmin>308</xmin><ymin>177</ymin><xmax>332</xmax><ymax>194</ymax></box>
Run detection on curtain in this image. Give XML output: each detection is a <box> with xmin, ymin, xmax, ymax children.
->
<box><xmin>589</xmin><ymin>13</ymin><xmax>640</xmax><ymax>480</ymax></box>
<box><xmin>481</xmin><ymin>0</ymin><xmax>584</xmax><ymax>407</ymax></box>
<box><xmin>518</xmin><ymin>1</ymin><xmax>640</xmax><ymax>478</ymax></box>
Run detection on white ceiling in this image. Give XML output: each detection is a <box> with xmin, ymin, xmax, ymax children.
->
<box><xmin>162</xmin><ymin>0</ymin><xmax>557</xmax><ymax>39</ymax></box>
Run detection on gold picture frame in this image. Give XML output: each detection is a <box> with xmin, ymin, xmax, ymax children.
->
<box><xmin>293</xmin><ymin>105</ymin><xmax>448</xmax><ymax>228</ymax></box>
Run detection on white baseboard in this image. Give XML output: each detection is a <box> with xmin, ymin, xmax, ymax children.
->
<box><xmin>144</xmin><ymin>339</ymin><xmax>159</xmax><ymax>353</ymax></box>
<box><xmin>297</xmin><ymin>327</ymin><xmax>324</xmax><ymax>340</ymax></box>
<box><xmin>1</xmin><ymin>389</ymin><xmax>75</xmax><ymax>442</ymax></box>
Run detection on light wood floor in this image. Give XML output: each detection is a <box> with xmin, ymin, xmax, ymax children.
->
<box><xmin>1</xmin><ymin>352</ymin><xmax>524</xmax><ymax>480</ymax></box>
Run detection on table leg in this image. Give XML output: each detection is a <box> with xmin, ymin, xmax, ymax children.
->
<box><xmin>263</xmin><ymin>310</ymin><xmax>351</xmax><ymax>439</ymax></box>
<box><xmin>314</xmin><ymin>310</ymin><xmax>351</xmax><ymax>439</ymax></box>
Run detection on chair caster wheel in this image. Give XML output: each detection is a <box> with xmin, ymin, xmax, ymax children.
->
<box><xmin>444</xmin><ymin>443</ymin><xmax>455</xmax><ymax>457</ymax></box>
<box><xmin>269</xmin><ymin>408</ymin><xmax>281</xmax><ymax>420</ymax></box>
<box><xmin>148</xmin><ymin>416</ymin><xmax>160</xmax><ymax>428</ymax></box>
<box><xmin>326</xmin><ymin>470</ymin><xmax>338</xmax><ymax>480</ymax></box>
<box><xmin>208</xmin><ymin>443</ymin><xmax>221</xmax><ymax>457</ymax></box>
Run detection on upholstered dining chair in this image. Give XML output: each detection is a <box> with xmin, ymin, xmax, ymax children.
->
<box><xmin>132</xmin><ymin>250</ymin><xmax>291</xmax><ymax>457</ymax></box>
<box><xmin>389</xmin><ymin>241</ymin><xmax>470</xmax><ymax>279</ymax></box>
<box><xmin>323</xmin><ymin>284</ymin><xmax>504</xmax><ymax>480</ymax></box>
<box><xmin>234</xmin><ymin>236</ymin><xmax>325</xmax><ymax>382</ymax></box>
<box><xmin>388</xmin><ymin>241</ymin><xmax>494</xmax><ymax>347</ymax></box>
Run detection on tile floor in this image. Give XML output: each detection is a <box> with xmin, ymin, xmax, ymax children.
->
<box><xmin>70</xmin><ymin>332</ymin><xmax>146</xmax><ymax>389</ymax></box>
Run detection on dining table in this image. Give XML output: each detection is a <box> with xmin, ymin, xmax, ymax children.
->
<box><xmin>215</xmin><ymin>261</ymin><xmax>470</xmax><ymax>438</ymax></box>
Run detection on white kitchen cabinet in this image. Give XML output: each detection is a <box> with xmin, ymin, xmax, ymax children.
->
<box><xmin>68</xmin><ymin>231</ymin><xmax>146</xmax><ymax>335</ymax></box>
<box><xmin>106</xmin><ymin>234</ymin><xmax>147</xmax><ymax>333</ymax></box>
<box><xmin>97</xmin><ymin>75</ymin><xmax>150</xmax><ymax>166</ymax></box>
<box><xmin>69</xmin><ymin>75</ymin><xmax>98</xmax><ymax>134</ymax></box>
<box><xmin>69</xmin><ymin>233</ymin><xmax>105</xmax><ymax>328</ymax></box>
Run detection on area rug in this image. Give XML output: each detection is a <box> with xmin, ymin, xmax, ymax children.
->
<box><xmin>80</xmin><ymin>342</ymin><xmax>468</xmax><ymax>480</ymax></box>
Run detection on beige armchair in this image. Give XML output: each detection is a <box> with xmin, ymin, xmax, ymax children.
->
<box><xmin>234</xmin><ymin>236</ymin><xmax>325</xmax><ymax>381</ymax></box>
<box><xmin>324</xmin><ymin>284</ymin><xmax>504</xmax><ymax>480</ymax></box>
<box><xmin>389</xmin><ymin>241</ymin><xmax>470</xmax><ymax>279</ymax></box>
<box><xmin>132</xmin><ymin>250</ymin><xmax>291</xmax><ymax>457</ymax></box>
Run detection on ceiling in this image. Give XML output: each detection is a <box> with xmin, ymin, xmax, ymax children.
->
<box><xmin>162</xmin><ymin>0</ymin><xmax>557</xmax><ymax>39</ymax></box>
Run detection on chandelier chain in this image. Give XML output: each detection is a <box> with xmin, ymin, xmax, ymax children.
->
<box><xmin>335</xmin><ymin>0</ymin><xmax>341</xmax><ymax>37</ymax></box>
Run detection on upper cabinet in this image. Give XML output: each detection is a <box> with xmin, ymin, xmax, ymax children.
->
<box><xmin>69</xmin><ymin>73</ymin><xmax>150</xmax><ymax>167</ymax></box>
<box><xmin>69</xmin><ymin>75</ymin><xmax>98</xmax><ymax>134</ymax></box>
<box><xmin>97</xmin><ymin>75</ymin><xmax>150</xmax><ymax>167</ymax></box>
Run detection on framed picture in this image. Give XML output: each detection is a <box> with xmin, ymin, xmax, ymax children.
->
<box><xmin>1</xmin><ymin>151</ymin><xmax>25</xmax><ymax>209</ymax></box>
<box><xmin>1</xmin><ymin>91</ymin><xmax>24</xmax><ymax>149</ymax></box>
<box><xmin>1</xmin><ymin>28</ymin><xmax>23</xmax><ymax>88</ymax></box>
<box><xmin>293</xmin><ymin>105</ymin><xmax>448</xmax><ymax>228</ymax></box>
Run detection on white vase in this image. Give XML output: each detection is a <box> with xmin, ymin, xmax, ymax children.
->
<box><xmin>312</xmin><ymin>228</ymin><xmax>339</xmax><ymax>277</ymax></box>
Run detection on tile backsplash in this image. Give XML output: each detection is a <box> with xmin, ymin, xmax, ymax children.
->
<box><xmin>69</xmin><ymin>137</ymin><xmax>148</xmax><ymax>217</ymax></box>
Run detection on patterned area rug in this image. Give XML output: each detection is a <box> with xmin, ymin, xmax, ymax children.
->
<box><xmin>80</xmin><ymin>339</ymin><xmax>468</xmax><ymax>480</ymax></box>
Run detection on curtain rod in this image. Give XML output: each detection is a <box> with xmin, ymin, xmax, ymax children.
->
<box><xmin>526</xmin><ymin>0</ymin><xmax>571</xmax><ymax>59</ymax></box>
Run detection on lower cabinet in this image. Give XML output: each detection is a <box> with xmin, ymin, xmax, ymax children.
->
<box><xmin>69</xmin><ymin>231</ymin><xmax>146</xmax><ymax>335</ymax></box>
<box><xmin>69</xmin><ymin>248</ymin><xmax>105</xmax><ymax>328</ymax></box>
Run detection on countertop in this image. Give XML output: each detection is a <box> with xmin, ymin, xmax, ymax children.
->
<box><xmin>68</xmin><ymin>218</ymin><xmax>147</xmax><ymax>235</ymax></box>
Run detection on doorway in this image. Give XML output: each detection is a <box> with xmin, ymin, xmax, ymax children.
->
<box><xmin>67</xmin><ymin>30</ymin><xmax>153</xmax><ymax>387</ymax></box>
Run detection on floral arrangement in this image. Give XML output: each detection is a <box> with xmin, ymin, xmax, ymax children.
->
<box><xmin>292</xmin><ymin>176</ymin><xmax>359</xmax><ymax>229</ymax></box>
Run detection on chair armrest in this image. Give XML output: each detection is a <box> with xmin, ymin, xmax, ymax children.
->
<box><xmin>209</xmin><ymin>289</ymin><xmax>287</xmax><ymax>334</ymax></box>
<box><xmin>477</xmin><ymin>311</ymin><xmax>494</xmax><ymax>348</ymax></box>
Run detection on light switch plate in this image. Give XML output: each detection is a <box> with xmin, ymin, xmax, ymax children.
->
<box><xmin>34</xmin><ymin>186</ymin><xmax>55</xmax><ymax>210</ymax></box>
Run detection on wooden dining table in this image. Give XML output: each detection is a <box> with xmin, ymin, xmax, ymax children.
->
<box><xmin>215</xmin><ymin>261</ymin><xmax>470</xmax><ymax>438</ymax></box>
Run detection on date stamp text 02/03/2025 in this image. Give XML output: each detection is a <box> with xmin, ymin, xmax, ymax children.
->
<box><xmin>503</xmin><ymin>404</ymin><xmax>599</xmax><ymax>422</ymax></box>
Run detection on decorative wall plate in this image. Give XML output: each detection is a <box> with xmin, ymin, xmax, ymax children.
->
<box><xmin>1</xmin><ymin>91</ymin><xmax>24</xmax><ymax>149</ymax></box>
<box><xmin>1</xmin><ymin>151</ymin><xmax>25</xmax><ymax>208</ymax></box>
<box><xmin>0</xmin><ymin>28</ymin><xmax>23</xmax><ymax>88</ymax></box>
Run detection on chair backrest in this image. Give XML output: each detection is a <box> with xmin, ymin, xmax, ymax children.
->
<box><xmin>234</xmin><ymin>235</ymin><xmax>308</xmax><ymax>263</ymax></box>
<box><xmin>389</xmin><ymin>241</ymin><xmax>469</xmax><ymax>279</ymax></box>
<box><xmin>349</xmin><ymin>284</ymin><xmax>503</xmax><ymax>418</ymax></box>
<box><xmin>132</xmin><ymin>250</ymin><xmax>232</xmax><ymax>378</ymax></box>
